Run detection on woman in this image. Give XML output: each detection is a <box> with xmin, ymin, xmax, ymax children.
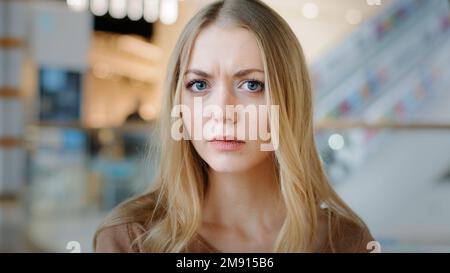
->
<box><xmin>94</xmin><ymin>0</ymin><xmax>374</xmax><ymax>253</ymax></box>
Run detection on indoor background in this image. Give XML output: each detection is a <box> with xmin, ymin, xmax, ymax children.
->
<box><xmin>1</xmin><ymin>0</ymin><xmax>450</xmax><ymax>252</ymax></box>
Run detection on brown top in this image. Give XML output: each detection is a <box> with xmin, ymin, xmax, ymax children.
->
<box><xmin>94</xmin><ymin>221</ymin><xmax>220</xmax><ymax>253</ymax></box>
<box><xmin>94</xmin><ymin>213</ymin><xmax>375</xmax><ymax>253</ymax></box>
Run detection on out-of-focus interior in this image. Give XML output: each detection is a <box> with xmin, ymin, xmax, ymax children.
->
<box><xmin>0</xmin><ymin>0</ymin><xmax>450</xmax><ymax>252</ymax></box>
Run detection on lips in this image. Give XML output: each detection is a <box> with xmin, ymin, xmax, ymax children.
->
<box><xmin>208</xmin><ymin>134</ymin><xmax>246</xmax><ymax>141</ymax></box>
<box><xmin>207</xmin><ymin>139</ymin><xmax>246</xmax><ymax>151</ymax></box>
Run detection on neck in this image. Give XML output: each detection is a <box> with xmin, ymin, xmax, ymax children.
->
<box><xmin>202</xmin><ymin>156</ymin><xmax>286</xmax><ymax>238</ymax></box>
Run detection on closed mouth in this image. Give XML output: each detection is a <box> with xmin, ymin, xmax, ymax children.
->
<box><xmin>208</xmin><ymin>138</ymin><xmax>246</xmax><ymax>143</ymax></box>
<box><xmin>207</xmin><ymin>139</ymin><xmax>246</xmax><ymax>151</ymax></box>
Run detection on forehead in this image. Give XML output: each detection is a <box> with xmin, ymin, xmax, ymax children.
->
<box><xmin>187</xmin><ymin>24</ymin><xmax>264</xmax><ymax>71</ymax></box>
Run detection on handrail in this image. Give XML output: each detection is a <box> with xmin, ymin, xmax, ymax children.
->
<box><xmin>315</xmin><ymin>120</ymin><xmax>450</xmax><ymax>130</ymax></box>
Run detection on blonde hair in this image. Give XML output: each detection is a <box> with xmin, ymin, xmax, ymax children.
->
<box><xmin>94</xmin><ymin>0</ymin><xmax>369</xmax><ymax>253</ymax></box>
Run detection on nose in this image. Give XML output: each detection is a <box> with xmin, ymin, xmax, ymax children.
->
<box><xmin>210</xmin><ymin>82</ymin><xmax>238</xmax><ymax>124</ymax></box>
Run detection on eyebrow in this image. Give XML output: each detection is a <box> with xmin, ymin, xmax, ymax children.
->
<box><xmin>184</xmin><ymin>68</ymin><xmax>264</xmax><ymax>78</ymax></box>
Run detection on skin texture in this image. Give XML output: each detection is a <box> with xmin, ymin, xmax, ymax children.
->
<box><xmin>180</xmin><ymin>24</ymin><xmax>287</xmax><ymax>252</ymax></box>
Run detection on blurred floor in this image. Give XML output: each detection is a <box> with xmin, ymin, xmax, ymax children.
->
<box><xmin>0</xmin><ymin>199</ymin><xmax>42</xmax><ymax>252</ymax></box>
<box><xmin>0</xmin><ymin>197</ymin><xmax>103</xmax><ymax>253</ymax></box>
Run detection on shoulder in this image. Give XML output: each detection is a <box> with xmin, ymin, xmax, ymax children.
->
<box><xmin>320</xmin><ymin>210</ymin><xmax>375</xmax><ymax>253</ymax></box>
<box><xmin>331</xmin><ymin>215</ymin><xmax>375</xmax><ymax>253</ymax></box>
<box><xmin>94</xmin><ymin>221</ymin><xmax>148</xmax><ymax>253</ymax></box>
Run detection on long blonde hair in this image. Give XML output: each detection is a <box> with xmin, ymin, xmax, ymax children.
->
<box><xmin>94</xmin><ymin>0</ymin><xmax>369</xmax><ymax>253</ymax></box>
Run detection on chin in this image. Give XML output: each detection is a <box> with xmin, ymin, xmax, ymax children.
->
<box><xmin>206</xmin><ymin>156</ymin><xmax>260</xmax><ymax>174</ymax></box>
<box><xmin>209</xmin><ymin>165</ymin><xmax>249</xmax><ymax>174</ymax></box>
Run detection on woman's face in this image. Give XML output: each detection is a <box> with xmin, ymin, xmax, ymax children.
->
<box><xmin>180</xmin><ymin>24</ymin><xmax>273</xmax><ymax>173</ymax></box>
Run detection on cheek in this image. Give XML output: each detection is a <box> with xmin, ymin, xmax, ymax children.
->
<box><xmin>235</xmin><ymin>105</ymin><xmax>271</xmax><ymax>141</ymax></box>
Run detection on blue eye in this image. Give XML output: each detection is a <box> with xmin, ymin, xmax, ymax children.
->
<box><xmin>242</xmin><ymin>80</ymin><xmax>264</xmax><ymax>93</ymax></box>
<box><xmin>186</xmin><ymin>80</ymin><xmax>208</xmax><ymax>92</ymax></box>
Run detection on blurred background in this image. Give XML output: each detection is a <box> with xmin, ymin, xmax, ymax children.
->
<box><xmin>0</xmin><ymin>0</ymin><xmax>449</xmax><ymax>253</ymax></box>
